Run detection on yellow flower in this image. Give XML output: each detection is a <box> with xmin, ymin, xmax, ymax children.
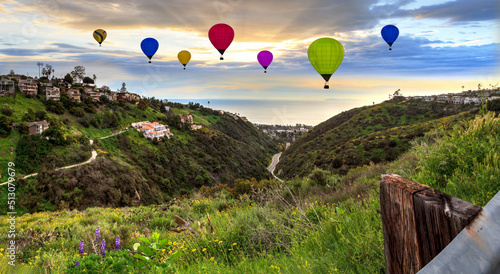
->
<box><xmin>202</xmin><ymin>248</ymin><xmax>207</xmax><ymax>252</ymax></box>
<box><xmin>232</xmin><ymin>243</ymin><xmax>237</xmax><ymax>246</ymax></box>
<box><xmin>192</xmin><ymin>249</ymin><xmax>196</xmax><ymax>252</ymax></box>
<box><xmin>210</xmin><ymin>257</ymin><xmax>215</xmax><ymax>261</ymax></box>
<box><xmin>218</xmin><ymin>241</ymin><xmax>222</xmax><ymax>244</ymax></box>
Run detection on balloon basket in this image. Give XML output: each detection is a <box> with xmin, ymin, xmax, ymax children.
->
<box><xmin>324</xmin><ymin>85</ymin><xmax>329</xmax><ymax>89</ymax></box>
<box><xmin>149</xmin><ymin>61</ymin><xmax>151</xmax><ymax>63</ymax></box>
<box><xmin>264</xmin><ymin>71</ymin><xmax>267</xmax><ymax>73</ymax></box>
<box><xmin>220</xmin><ymin>57</ymin><xmax>224</xmax><ymax>60</ymax></box>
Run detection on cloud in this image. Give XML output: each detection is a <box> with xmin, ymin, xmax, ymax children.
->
<box><xmin>396</xmin><ymin>0</ymin><xmax>499</xmax><ymax>23</ymax></box>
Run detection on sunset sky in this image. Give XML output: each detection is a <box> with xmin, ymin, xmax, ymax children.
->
<box><xmin>0</xmin><ymin>0</ymin><xmax>498</xmax><ymax>105</ymax></box>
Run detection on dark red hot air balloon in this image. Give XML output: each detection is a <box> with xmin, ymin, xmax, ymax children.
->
<box><xmin>208</xmin><ymin>23</ymin><xmax>234</xmax><ymax>60</ymax></box>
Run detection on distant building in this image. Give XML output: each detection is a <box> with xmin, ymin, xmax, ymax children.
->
<box><xmin>135</xmin><ymin>121</ymin><xmax>172</xmax><ymax>139</ymax></box>
<box><xmin>45</xmin><ymin>86</ymin><xmax>60</xmax><ymax>101</ymax></box>
<box><xmin>68</xmin><ymin>88</ymin><xmax>81</xmax><ymax>102</ymax></box>
<box><xmin>58</xmin><ymin>80</ymin><xmax>72</xmax><ymax>90</ymax></box>
<box><xmin>436</xmin><ymin>95</ymin><xmax>450</xmax><ymax>103</ymax></box>
<box><xmin>216</xmin><ymin>110</ymin><xmax>225</xmax><ymax>115</ymax></box>
<box><xmin>0</xmin><ymin>77</ymin><xmax>16</xmax><ymax>96</ymax></box>
<box><xmin>28</xmin><ymin>120</ymin><xmax>49</xmax><ymax>135</ymax></box>
<box><xmin>164</xmin><ymin>106</ymin><xmax>170</xmax><ymax>112</ymax></box>
<box><xmin>451</xmin><ymin>96</ymin><xmax>465</xmax><ymax>104</ymax></box>
<box><xmin>240</xmin><ymin>116</ymin><xmax>248</xmax><ymax>122</ymax></box>
<box><xmin>19</xmin><ymin>79</ymin><xmax>38</xmax><ymax>96</ymax></box>
<box><xmin>191</xmin><ymin>124</ymin><xmax>203</xmax><ymax>130</ymax></box>
<box><xmin>83</xmin><ymin>86</ymin><xmax>94</xmax><ymax>94</ymax></box>
<box><xmin>180</xmin><ymin>115</ymin><xmax>193</xmax><ymax>124</ymax></box>
<box><xmin>464</xmin><ymin>97</ymin><xmax>481</xmax><ymax>105</ymax></box>
<box><xmin>423</xmin><ymin>96</ymin><xmax>436</xmax><ymax>102</ymax></box>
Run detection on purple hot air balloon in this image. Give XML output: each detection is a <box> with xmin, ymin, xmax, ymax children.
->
<box><xmin>257</xmin><ymin>50</ymin><xmax>273</xmax><ymax>73</ymax></box>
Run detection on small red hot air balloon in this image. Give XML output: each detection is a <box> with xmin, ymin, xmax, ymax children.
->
<box><xmin>208</xmin><ymin>23</ymin><xmax>234</xmax><ymax>60</ymax></box>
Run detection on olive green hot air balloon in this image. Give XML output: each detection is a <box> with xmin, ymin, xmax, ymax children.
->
<box><xmin>308</xmin><ymin>38</ymin><xmax>344</xmax><ymax>89</ymax></box>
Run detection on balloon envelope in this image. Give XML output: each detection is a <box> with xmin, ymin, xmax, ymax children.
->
<box><xmin>93</xmin><ymin>29</ymin><xmax>107</xmax><ymax>46</ymax></box>
<box><xmin>208</xmin><ymin>24</ymin><xmax>234</xmax><ymax>60</ymax></box>
<box><xmin>257</xmin><ymin>51</ymin><xmax>273</xmax><ymax>72</ymax></box>
<box><xmin>178</xmin><ymin>50</ymin><xmax>191</xmax><ymax>69</ymax></box>
<box><xmin>308</xmin><ymin>38</ymin><xmax>344</xmax><ymax>88</ymax></box>
<box><xmin>381</xmin><ymin>25</ymin><xmax>399</xmax><ymax>49</ymax></box>
<box><xmin>141</xmin><ymin>38</ymin><xmax>159</xmax><ymax>63</ymax></box>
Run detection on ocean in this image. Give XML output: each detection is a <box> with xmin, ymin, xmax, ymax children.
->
<box><xmin>169</xmin><ymin>99</ymin><xmax>364</xmax><ymax>126</ymax></box>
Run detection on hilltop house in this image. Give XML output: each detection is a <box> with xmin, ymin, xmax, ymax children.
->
<box><xmin>57</xmin><ymin>80</ymin><xmax>72</xmax><ymax>91</ymax></box>
<box><xmin>452</xmin><ymin>96</ymin><xmax>465</xmax><ymax>104</ymax></box>
<box><xmin>0</xmin><ymin>77</ymin><xmax>15</xmax><ymax>96</ymax></box>
<box><xmin>68</xmin><ymin>88</ymin><xmax>81</xmax><ymax>102</ymax></box>
<box><xmin>436</xmin><ymin>95</ymin><xmax>450</xmax><ymax>103</ymax></box>
<box><xmin>45</xmin><ymin>86</ymin><xmax>60</xmax><ymax>101</ymax></box>
<box><xmin>28</xmin><ymin>120</ymin><xmax>49</xmax><ymax>135</ymax></box>
<box><xmin>19</xmin><ymin>79</ymin><xmax>38</xmax><ymax>96</ymax></box>
<box><xmin>133</xmin><ymin>121</ymin><xmax>173</xmax><ymax>140</ymax></box>
<box><xmin>464</xmin><ymin>97</ymin><xmax>481</xmax><ymax>105</ymax></box>
<box><xmin>180</xmin><ymin>115</ymin><xmax>193</xmax><ymax>124</ymax></box>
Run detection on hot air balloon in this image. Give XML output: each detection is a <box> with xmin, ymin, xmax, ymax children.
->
<box><xmin>141</xmin><ymin>38</ymin><xmax>159</xmax><ymax>63</ymax></box>
<box><xmin>93</xmin><ymin>29</ymin><xmax>107</xmax><ymax>47</ymax></box>
<box><xmin>178</xmin><ymin>50</ymin><xmax>191</xmax><ymax>70</ymax></box>
<box><xmin>308</xmin><ymin>38</ymin><xmax>344</xmax><ymax>89</ymax></box>
<box><xmin>257</xmin><ymin>51</ymin><xmax>273</xmax><ymax>73</ymax></box>
<box><xmin>381</xmin><ymin>25</ymin><xmax>399</xmax><ymax>50</ymax></box>
<box><xmin>208</xmin><ymin>24</ymin><xmax>234</xmax><ymax>60</ymax></box>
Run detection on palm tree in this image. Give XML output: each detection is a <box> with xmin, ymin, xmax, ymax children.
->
<box><xmin>37</xmin><ymin>62</ymin><xmax>44</xmax><ymax>77</ymax></box>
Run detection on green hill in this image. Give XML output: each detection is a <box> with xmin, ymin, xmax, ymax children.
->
<box><xmin>0</xmin><ymin>93</ymin><xmax>278</xmax><ymax>213</ymax></box>
<box><xmin>276</xmin><ymin>97</ymin><xmax>479</xmax><ymax>179</ymax></box>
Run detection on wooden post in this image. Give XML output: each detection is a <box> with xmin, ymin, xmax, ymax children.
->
<box><xmin>380</xmin><ymin>174</ymin><xmax>482</xmax><ymax>274</ymax></box>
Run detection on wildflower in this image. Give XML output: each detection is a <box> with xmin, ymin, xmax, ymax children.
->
<box><xmin>75</xmin><ymin>261</ymin><xmax>80</xmax><ymax>267</ymax></box>
<box><xmin>210</xmin><ymin>257</ymin><xmax>215</xmax><ymax>261</ymax></box>
<box><xmin>202</xmin><ymin>248</ymin><xmax>207</xmax><ymax>252</ymax></box>
<box><xmin>100</xmin><ymin>240</ymin><xmax>106</xmax><ymax>257</ymax></box>
<box><xmin>192</xmin><ymin>249</ymin><xmax>196</xmax><ymax>252</ymax></box>
<box><xmin>218</xmin><ymin>241</ymin><xmax>222</xmax><ymax>244</ymax></box>
<box><xmin>232</xmin><ymin>243</ymin><xmax>237</xmax><ymax>246</ymax></box>
<box><xmin>115</xmin><ymin>236</ymin><xmax>121</xmax><ymax>250</ymax></box>
<box><xmin>95</xmin><ymin>226</ymin><xmax>101</xmax><ymax>242</ymax></box>
<box><xmin>79</xmin><ymin>241</ymin><xmax>85</xmax><ymax>257</ymax></box>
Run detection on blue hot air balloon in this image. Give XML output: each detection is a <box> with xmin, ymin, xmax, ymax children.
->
<box><xmin>141</xmin><ymin>38</ymin><xmax>159</xmax><ymax>63</ymax></box>
<box><xmin>381</xmin><ymin>25</ymin><xmax>399</xmax><ymax>50</ymax></box>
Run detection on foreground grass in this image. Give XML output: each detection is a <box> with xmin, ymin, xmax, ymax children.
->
<box><xmin>1</xmin><ymin>113</ymin><xmax>498</xmax><ymax>273</ymax></box>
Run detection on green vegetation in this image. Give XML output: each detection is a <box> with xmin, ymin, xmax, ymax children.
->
<box><xmin>1</xmin><ymin>113</ymin><xmax>498</xmax><ymax>273</ymax></box>
<box><xmin>277</xmin><ymin>97</ymin><xmax>478</xmax><ymax>179</ymax></box>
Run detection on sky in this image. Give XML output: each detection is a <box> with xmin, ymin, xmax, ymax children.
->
<box><xmin>0</xmin><ymin>0</ymin><xmax>498</xmax><ymax>108</ymax></box>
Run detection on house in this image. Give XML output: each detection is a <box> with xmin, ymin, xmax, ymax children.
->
<box><xmin>240</xmin><ymin>116</ymin><xmax>248</xmax><ymax>122</ymax></box>
<box><xmin>57</xmin><ymin>80</ymin><xmax>72</xmax><ymax>90</ymax></box>
<box><xmin>137</xmin><ymin>121</ymin><xmax>172</xmax><ymax>139</ymax></box>
<box><xmin>83</xmin><ymin>86</ymin><xmax>94</xmax><ymax>94</ymax></box>
<box><xmin>117</xmin><ymin>92</ymin><xmax>132</xmax><ymax>101</ymax></box>
<box><xmin>436</xmin><ymin>95</ymin><xmax>450</xmax><ymax>103</ymax></box>
<box><xmin>164</xmin><ymin>106</ymin><xmax>170</xmax><ymax>112</ymax></box>
<box><xmin>28</xmin><ymin>120</ymin><xmax>49</xmax><ymax>135</ymax></box>
<box><xmin>411</xmin><ymin>96</ymin><xmax>424</xmax><ymax>100</ymax></box>
<box><xmin>464</xmin><ymin>97</ymin><xmax>481</xmax><ymax>105</ymax></box>
<box><xmin>451</xmin><ymin>96</ymin><xmax>465</xmax><ymax>104</ymax></box>
<box><xmin>68</xmin><ymin>88</ymin><xmax>81</xmax><ymax>102</ymax></box>
<box><xmin>0</xmin><ymin>77</ymin><xmax>16</xmax><ymax>96</ymax></box>
<box><xmin>216</xmin><ymin>110</ymin><xmax>225</xmax><ymax>115</ymax></box>
<box><xmin>19</xmin><ymin>79</ymin><xmax>38</xmax><ymax>96</ymax></box>
<box><xmin>180</xmin><ymin>115</ymin><xmax>193</xmax><ymax>124</ymax></box>
<box><xmin>191</xmin><ymin>124</ymin><xmax>203</xmax><ymax>130</ymax></box>
<box><xmin>45</xmin><ymin>86</ymin><xmax>60</xmax><ymax>101</ymax></box>
<box><xmin>489</xmin><ymin>96</ymin><xmax>500</xmax><ymax>101</ymax></box>
<box><xmin>105</xmin><ymin>91</ymin><xmax>117</xmax><ymax>101</ymax></box>
<box><xmin>423</xmin><ymin>96</ymin><xmax>436</xmax><ymax>102</ymax></box>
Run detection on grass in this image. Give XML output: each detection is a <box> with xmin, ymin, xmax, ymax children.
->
<box><xmin>0</xmin><ymin>131</ymin><xmax>19</xmax><ymax>182</ymax></box>
<box><xmin>0</xmin><ymin>94</ymin><xmax>47</xmax><ymax>122</ymax></box>
<box><xmin>171</xmin><ymin>108</ymin><xmax>220</xmax><ymax>126</ymax></box>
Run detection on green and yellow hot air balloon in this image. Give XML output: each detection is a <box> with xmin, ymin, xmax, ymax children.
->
<box><xmin>177</xmin><ymin>50</ymin><xmax>191</xmax><ymax>70</ymax></box>
<box><xmin>93</xmin><ymin>29</ymin><xmax>107</xmax><ymax>47</ymax></box>
<box><xmin>308</xmin><ymin>38</ymin><xmax>344</xmax><ymax>89</ymax></box>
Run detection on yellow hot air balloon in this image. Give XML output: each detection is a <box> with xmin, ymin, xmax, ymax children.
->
<box><xmin>308</xmin><ymin>38</ymin><xmax>344</xmax><ymax>89</ymax></box>
<box><xmin>93</xmin><ymin>29</ymin><xmax>107</xmax><ymax>46</ymax></box>
<box><xmin>178</xmin><ymin>50</ymin><xmax>191</xmax><ymax>70</ymax></box>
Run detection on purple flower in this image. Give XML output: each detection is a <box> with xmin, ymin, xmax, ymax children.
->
<box><xmin>75</xmin><ymin>261</ymin><xmax>80</xmax><ymax>267</ymax></box>
<box><xmin>100</xmin><ymin>240</ymin><xmax>106</xmax><ymax>257</ymax></box>
<box><xmin>115</xmin><ymin>236</ymin><xmax>121</xmax><ymax>250</ymax></box>
<box><xmin>95</xmin><ymin>226</ymin><xmax>101</xmax><ymax>242</ymax></box>
<box><xmin>79</xmin><ymin>241</ymin><xmax>84</xmax><ymax>257</ymax></box>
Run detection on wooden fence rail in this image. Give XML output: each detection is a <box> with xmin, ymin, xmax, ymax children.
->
<box><xmin>380</xmin><ymin>174</ymin><xmax>482</xmax><ymax>274</ymax></box>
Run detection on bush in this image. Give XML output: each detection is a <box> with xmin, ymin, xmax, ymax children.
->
<box><xmin>308</xmin><ymin>168</ymin><xmax>331</xmax><ymax>187</ymax></box>
<box><xmin>1</xmin><ymin>106</ymin><xmax>13</xmax><ymax>116</ymax></box>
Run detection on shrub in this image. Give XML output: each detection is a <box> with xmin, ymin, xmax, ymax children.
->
<box><xmin>1</xmin><ymin>106</ymin><xmax>13</xmax><ymax>116</ymax></box>
<box><xmin>308</xmin><ymin>168</ymin><xmax>331</xmax><ymax>187</ymax></box>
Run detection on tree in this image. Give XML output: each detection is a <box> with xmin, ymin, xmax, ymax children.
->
<box><xmin>64</xmin><ymin>73</ymin><xmax>73</xmax><ymax>84</ymax></box>
<box><xmin>42</xmin><ymin>64</ymin><xmax>54</xmax><ymax>79</ymax></box>
<box><xmin>119</xmin><ymin>82</ymin><xmax>127</xmax><ymax>93</ymax></box>
<box><xmin>82</xmin><ymin>77</ymin><xmax>94</xmax><ymax>84</ymax></box>
<box><xmin>0</xmin><ymin>115</ymin><xmax>12</xmax><ymax>138</ymax></box>
<box><xmin>9</xmin><ymin>69</ymin><xmax>15</xmax><ymax>76</ymax></box>
<box><xmin>92</xmin><ymin>74</ymin><xmax>97</xmax><ymax>83</ymax></box>
<box><xmin>37</xmin><ymin>62</ymin><xmax>44</xmax><ymax>78</ymax></box>
<box><xmin>138</xmin><ymin>99</ymin><xmax>148</xmax><ymax>111</ymax></box>
<box><xmin>70</xmin><ymin>66</ymin><xmax>86</xmax><ymax>83</ymax></box>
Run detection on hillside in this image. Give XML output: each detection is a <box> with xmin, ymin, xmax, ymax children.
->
<box><xmin>276</xmin><ymin>97</ymin><xmax>479</xmax><ymax>179</ymax></box>
<box><xmin>0</xmin><ymin>93</ymin><xmax>278</xmax><ymax>213</ymax></box>
<box><xmin>1</xmin><ymin>113</ymin><xmax>498</xmax><ymax>273</ymax></box>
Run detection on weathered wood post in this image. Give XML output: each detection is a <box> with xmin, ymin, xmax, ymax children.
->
<box><xmin>380</xmin><ymin>174</ymin><xmax>482</xmax><ymax>274</ymax></box>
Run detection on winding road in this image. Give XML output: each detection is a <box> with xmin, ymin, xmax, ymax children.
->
<box><xmin>267</xmin><ymin>142</ymin><xmax>290</xmax><ymax>182</ymax></box>
<box><xmin>1</xmin><ymin>128</ymin><xmax>130</xmax><ymax>186</ymax></box>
